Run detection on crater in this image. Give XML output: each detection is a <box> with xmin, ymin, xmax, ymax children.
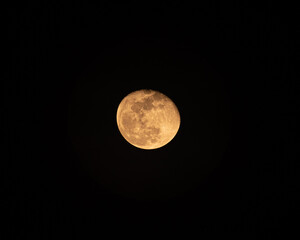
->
<box><xmin>121</xmin><ymin>113</ymin><xmax>137</xmax><ymax>132</ymax></box>
<box><xmin>152</xmin><ymin>92</ymin><xmax>165</xmax><ymax>101</ymax></box>
<box><xmin>158</xmin><ymin>104</ymin><xmax>165</xmax><ymax>109</ymax></box>
<box><xmin>144</xmin><ymin>126</ymin><xmax>160</xmax><ymax>136</ymax></box>
<box><xmin>142</xmin><ymin>97</ymin><xmax>154</xmax><ymax>111</ymax></box>
<box><xmin>143</xmin><ymin>89</ymin><xmax>153</xmax><ymax>95</ymax></box>
<box><xmin>131</xmin><ymin>102</ymin><xmax>143</xmax><ymax>113</ymax></box>
<box><xmin>129</xmin><ymin>134</ymin><xmax>147</xmax><ymax>146</ymax></box>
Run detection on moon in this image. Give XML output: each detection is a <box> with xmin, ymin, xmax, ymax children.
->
<box><xmin>116</xmin><ymin>89</ymin><xmax>180</xmax><ymax>150</ymax></box>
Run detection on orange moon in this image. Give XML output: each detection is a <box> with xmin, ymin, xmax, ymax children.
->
<box><xmin>116</xmin><ymin>89</ymin><xmax>180</xmax><ymax>150</ymax></box>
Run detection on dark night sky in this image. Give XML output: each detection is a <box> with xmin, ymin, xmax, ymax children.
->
<box><xmin>5</xmin><ymin>1</ymin><xmax>298</xmax><ymax>238</ymax></box>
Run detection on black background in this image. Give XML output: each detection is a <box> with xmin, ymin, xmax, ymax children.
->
<box><xmin>5</xmin><ymin>1</ymin><xmax>298</xmax><ymax>238</ymax></box>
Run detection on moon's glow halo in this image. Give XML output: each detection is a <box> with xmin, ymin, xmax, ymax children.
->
<box><xmin>117</xmin><ymin>89</ymin><xmax>180</xmax><ymax>149</ymax></box>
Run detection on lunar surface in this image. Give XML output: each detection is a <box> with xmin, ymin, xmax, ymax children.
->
<box><xmin>116</xmin><ymin>89</ymin><xmax>180</xmax><ymax>150</ymax></box>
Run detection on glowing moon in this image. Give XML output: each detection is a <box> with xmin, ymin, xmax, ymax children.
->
<box><xmin>116</xmin><ymin>89</ymin><xmax>180</xmax><ymax>150</ymax></box>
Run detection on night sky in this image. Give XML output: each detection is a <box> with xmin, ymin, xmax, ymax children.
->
<box><xmin>6</xmin><ymin>1</ymin><xmax>298</xmax><ymax>238</ymax></box>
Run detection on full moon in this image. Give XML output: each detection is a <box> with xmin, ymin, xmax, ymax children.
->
<box><xmin>116</xmin><ymin>89</ymin><xmax>180</xmax><ymax>150</ymax></box>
